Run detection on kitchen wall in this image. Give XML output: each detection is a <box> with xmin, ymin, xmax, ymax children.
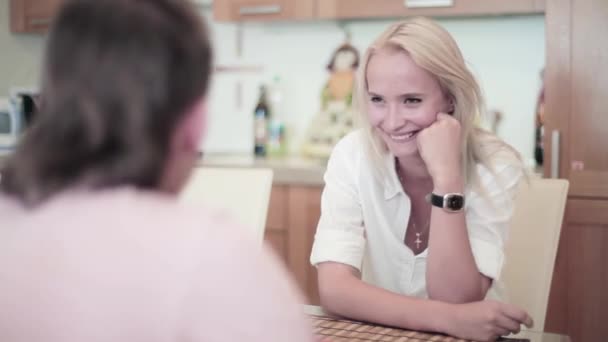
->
<box><xmin>0</xmin><ymin>2</ymin><xmax>45</xmax><ymax>95</ymax></box>
<box><xmin>0</xmin><ymin>0</ymin><xmax>544</xmax><ymax>166</ymax></box>
<box><xmin>204</xmin><ymin>11</ymin><xmax>545</xmax><ymax>166</ymax></box>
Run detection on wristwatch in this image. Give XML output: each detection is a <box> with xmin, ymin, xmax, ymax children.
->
<box><xmin>426</xmin><ymin>192</ymin><xmax>465</xmax><ymax>212</ymax></box>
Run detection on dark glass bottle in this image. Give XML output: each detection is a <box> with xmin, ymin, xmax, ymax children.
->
<box><xmin>253</xmin><ymin>86</ymin><xmax>270</xmax><ymax>157</ymax></box>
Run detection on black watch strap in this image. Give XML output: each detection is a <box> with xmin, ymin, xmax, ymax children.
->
<box><xmin>428</xmin><ymin>193</ymin><xmax>444</xmax><ymax>208</ymax></box>
<box><xmin>426</xmin><ymin>192</ymin><xmax>465</xmax><ymax>212</ymax></box>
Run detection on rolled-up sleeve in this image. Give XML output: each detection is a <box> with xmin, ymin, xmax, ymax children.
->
<box><xmin>466</xmin><ymin>162</ymin><xmax>524</xmax><ymax>280</ymax></box>
<box><xmin>310</xmin><ymin>137</ymin><xmax>366</xmax><ymax>271</ymax></box>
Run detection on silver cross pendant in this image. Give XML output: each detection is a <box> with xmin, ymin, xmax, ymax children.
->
<box><xmin>415</xmin><ymin>232</ymin><xmax>422</xmax><ymax>250</ymax></box>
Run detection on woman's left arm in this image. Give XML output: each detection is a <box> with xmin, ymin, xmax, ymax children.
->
<box><xmin>418</xmin><ymin>113</ymin><xmax>522</xmax><ymax>303</ymax></box>
<box><xmin>425</xmin><ymin>177</ymin><xmax>492</xmax><ymax>303</ymax></box>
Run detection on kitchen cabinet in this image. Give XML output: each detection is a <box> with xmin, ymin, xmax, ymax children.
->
<box><xmin>10</xmin><ymin>0</ymin><xmax>65</xmax><ymax>33</ymax></box>
<box><xmin>543</xmin><ymin>0</ymin><xmax>608</xmax><ymax>341</ymax></box>
<box><xmin>213</xmin><ymin>0</ymin><xmax>315</xmax><ymax>21</ymax></box>
<box><xmin>264</xmin><ymin>184</ymin><xmax>322</xmax><ymax>304</ymax></box>
<box><xmin>214</xmin><ymin>0</ymin><xmax>545</xmax><ymax>22</ymax></box>
<box><xmin>317</xmin><ymin>0</ymin><xmax>545</xmax><ymax>20</ymax></box>
<box><xmin>546</xmin><ymin>201</ymin><xmax>608</xmax><ymax>342</ymax></box>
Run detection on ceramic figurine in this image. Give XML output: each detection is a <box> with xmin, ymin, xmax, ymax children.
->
<box><xmin>302</xmin><ymin>42</ymin><xmax>360</xmax><ymax>159</ymax></box>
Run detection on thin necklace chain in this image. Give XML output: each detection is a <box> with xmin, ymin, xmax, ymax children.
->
<box><xmin>396</xmin><ymin>160</ymin><xmax>430</xmax><ymax>250</ymax></box>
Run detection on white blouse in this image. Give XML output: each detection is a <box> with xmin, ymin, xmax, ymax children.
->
<box><xmin>310</xmin><ymin>130</ymin><xmax>523</xmax><ymax>300</ymax></box>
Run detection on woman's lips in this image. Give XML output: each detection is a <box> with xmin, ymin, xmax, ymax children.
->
<box><xmin>389</xmin><ymin>130</ymin><xmax>420</xmax><ymax>142</ymax></box>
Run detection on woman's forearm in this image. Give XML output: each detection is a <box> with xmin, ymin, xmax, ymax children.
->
<box><xmin>425</xmin><ymin>179</ymin><xmax>486</xmax><ymax>303</ymax></box>
<box><xmin>317</xmin><ymin>264</ymin><xmax>450</xmax><ymax>333</ymax></box>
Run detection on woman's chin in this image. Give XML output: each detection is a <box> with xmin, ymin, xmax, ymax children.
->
<box><xmin>385</xmin><ymin>140</ymin><xmax>419</xmax><ymax>158</ymax></box>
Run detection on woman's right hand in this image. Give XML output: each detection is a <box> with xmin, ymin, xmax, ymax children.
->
<box><xmin>443</xmin><ymin>300</ymin><xmax>534</xmax><ymax>342</ymax></box>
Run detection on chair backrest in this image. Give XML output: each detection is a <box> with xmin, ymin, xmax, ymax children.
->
<box><xmin>179</xmin><ymin>167</ymin><xmax>273</xmax><ymax>244</ymax></box>
<box><xmin>502</xmin><ymin>178</ymin><xmax>569</xmax><ymax>331</ymax></box>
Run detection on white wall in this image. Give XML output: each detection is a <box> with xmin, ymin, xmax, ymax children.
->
<box><xmin>0</xmin><ymin>1</ymin><xmax>544</xmax><ymax>165</ymax></box>
<box><xmin>0</xmin><ymin>1</ymin><xmax>45</xmax><ymax>95</ymax></box>
<box><xmin>203</xmin><ymin>13</ymin><xmax>545</xmax><ymax>166</ymax></box>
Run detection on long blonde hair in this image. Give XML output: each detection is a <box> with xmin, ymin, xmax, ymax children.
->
<box><xmin>354</xmin><ymin>17</ymin><xmax>521</xmax><ymax>189</ymax></box>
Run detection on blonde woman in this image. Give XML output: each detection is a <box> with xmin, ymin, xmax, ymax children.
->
<box><xmin>310</xmin><ymin>17</ymin><xmax>533</xmax><ymax>342</ymax></box>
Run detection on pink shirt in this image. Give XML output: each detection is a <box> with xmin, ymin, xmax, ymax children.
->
<box><xmin>0</xmin><ymin>187</ymin><xmax>313</xmax><ymax>342</ymax></box>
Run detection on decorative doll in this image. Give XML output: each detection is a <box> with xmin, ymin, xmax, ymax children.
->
<box><xmin>302</xmin><ymin>42</ymin><xmax>360</xmax><ymax>159</ymax></box>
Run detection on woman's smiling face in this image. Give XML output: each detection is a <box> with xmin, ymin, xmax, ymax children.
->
<box><xmin>365</xmin><ymin>47</ymin><xmax>450</xmax><ymax>158</ymax></box>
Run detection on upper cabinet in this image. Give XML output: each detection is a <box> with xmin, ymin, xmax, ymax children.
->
<box><xmin>10</xmin><ymin>0</ymin><xmax>65</xmax><ymax>33</ymax></box>
<box><xmin>214</xmin><ymin>0</ymin><xmax>544</xmax><ymax>21</ymax></box>
<box><xmin>9</xmin><ymin>0</ymin><xmax>545</xmax><ymax>29</ymax></box>
<box><xmin>214</xmin><ymin>0</ymin><xmax>315</xmax><ymax>21</ymax></box>
<box><xmin>317</xmin><ymin>0</ymin><xmax>545</xmax><ymax>20</ymax></box>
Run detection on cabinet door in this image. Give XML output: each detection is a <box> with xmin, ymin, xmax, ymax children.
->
<box><xmin>544</xmin><ymin>0</ymin><xmax>608</xmax><ymax>340</ymax></box>
<box><xmin>214</xmin><ymin>0</ymin><xmax>314</xmax><ymax>21</ymax></box>
<box><xmin>545</xmin><ymin>199</ymin><xmax>608</xmax><ymax>341</ymax></box>
<box><xmin>287</xmin><ymin>185</ymin><xmax>322</xmax><ymax>305</ymax></box>
<box><xmin>264</xmin><ymin>230</ymin><xmax>288</xmax><ymax>264</ymax></box>
<box><xmin>10</xmin><ymin>0</ymin><xmax>65</xmax><ymax>33</ymax></box>
<box><xmin>543</xmin><ymin>0</ymin><xmax>608</xmax><ymax>198</ymax></box>
<box><xmin>264</xmin><ymin>184</ymin><xmax>322</xmax><ymax>304</ymax></box>
<box><xmin>264</xmin><ymin>186</ymin><xmax>288</xmax><ymax>264</ymax></box>
<box><xmin>317</xmin><ymin>0</ymin><xmax>543</xmax><ymax>20</ymax></box>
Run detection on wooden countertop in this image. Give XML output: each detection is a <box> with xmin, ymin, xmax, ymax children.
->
<box><xmin>0</xmin><ymin>153</ymin><xmax>328</xmax><ymax>186</ymax></box>
<box><xmin>198</xmin><ymin>154</ymin><xmax>326</xmax><ymax>186</ymax></box>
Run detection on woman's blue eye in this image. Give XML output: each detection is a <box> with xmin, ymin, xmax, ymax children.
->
<box><xmin>370</xmin><ymin>96</ymin><xmax>383</xmax><ymax>103</ymax></box>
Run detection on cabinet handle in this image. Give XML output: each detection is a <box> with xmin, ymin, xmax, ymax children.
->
<box><xmin>28</xmin><ymin>18</ymin><xmax>52</xmax><ymax>27</ymax></box>
<box><xmin>405</xmin><ymin>0</ymin><xmax>454</xmax><ymax>8</ymax></box>
<box><xmin>239</xmin><ymin>4</ymin><xmax>281</xmax><ymax>16</ymax></box>
<box><xmin>551</xmin><ymin>130</ymin><xmax>560</xmax><ymax>178</ymax></box>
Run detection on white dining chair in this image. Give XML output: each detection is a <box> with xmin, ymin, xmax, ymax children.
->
<box><xmin>501</xmin><ymin>178</ymin><xmax>569</xmax><ymax>331</ymax></box>
<box><xmin>179</xmin><ymin>167</ymin><xmax>274</xmax><ymax>244</ymax></box>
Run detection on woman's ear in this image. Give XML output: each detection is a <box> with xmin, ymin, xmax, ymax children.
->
<box><xmin>442</xmin><ymin>91</ymin><xmax>455</xmax><ymax>115</ymax></box>
<box><xmin>447</xmin><ymin>100</ymin><xmax>455</xmax><ymax>115</ymax></box>
<box><xmin>160</xmin><ymin>97</ymin><xmax>207</xmax><ymax>194</ymax></box>
<box><xmin>172</xmin><ymin>97</ymin><xmax>207</xmax><ymax>154</ymax></box>
<box><xmin>187</xmin><ymin>98</ymin><xmax>207</xmax><ymax>151</ymax></box>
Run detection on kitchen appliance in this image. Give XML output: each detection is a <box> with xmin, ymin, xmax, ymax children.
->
<box><xmin>0</xmin><ymin>98</ymin><xmax>20</xmax><ymax>155</ymax></box>
<box><xmin>0</xmin><ymin>88</ymin><xmax>39</xmax><ymax>155</ymax></box>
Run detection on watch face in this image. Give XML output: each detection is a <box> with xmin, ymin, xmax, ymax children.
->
<box><xmin>445</xmin><ymin>195</ymin><xmax>464</xmax><ymax>210</ymax></box>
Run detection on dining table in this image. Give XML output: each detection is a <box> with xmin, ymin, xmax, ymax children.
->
<box><xmin>304</xmin><ymin>305</ymin><xmax>571</xmax><ymax>342</ymax></box>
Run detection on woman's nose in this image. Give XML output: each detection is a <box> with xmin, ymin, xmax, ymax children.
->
<box><xmin>384</xmin><ymin>105</ymin><xmax>405</xmax><ymax>130</ymax></box>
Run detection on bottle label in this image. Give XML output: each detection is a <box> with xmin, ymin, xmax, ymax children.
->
<box><xmin>254</xmin><ymin>115</ymin><xmax>267</xmax><ymax>141</ymax></box>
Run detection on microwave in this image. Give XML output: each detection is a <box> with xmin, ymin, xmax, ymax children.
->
<box><xmin>0</xmin><ymin>98</ymin><xmax>20</xmax><ymax>153</ymax></box>
<box><xmin>0</xmin><ymin>91</ymin><xmax>38</xmax><ymax>154</ymax></box>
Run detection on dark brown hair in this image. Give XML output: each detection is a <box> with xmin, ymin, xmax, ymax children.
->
<box><xmin>326</xmin><ymin>43</ymin><xmax>360</xmax><ymax>72</ymax></box>
<box><xmin>0</xmin><ymin>0</ymin><xmax>212</xmax><ymax>206</ymax></box>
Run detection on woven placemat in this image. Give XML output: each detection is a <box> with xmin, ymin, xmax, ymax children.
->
<box><xmin>310</xmin><ymin>315</ymin><xmax>468</xmax><ymax>342</ymax></box>
<box><xmin>310</xmin><ymin>314</ymin><xmax>531</xmax><ymax>342</ymax></box>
